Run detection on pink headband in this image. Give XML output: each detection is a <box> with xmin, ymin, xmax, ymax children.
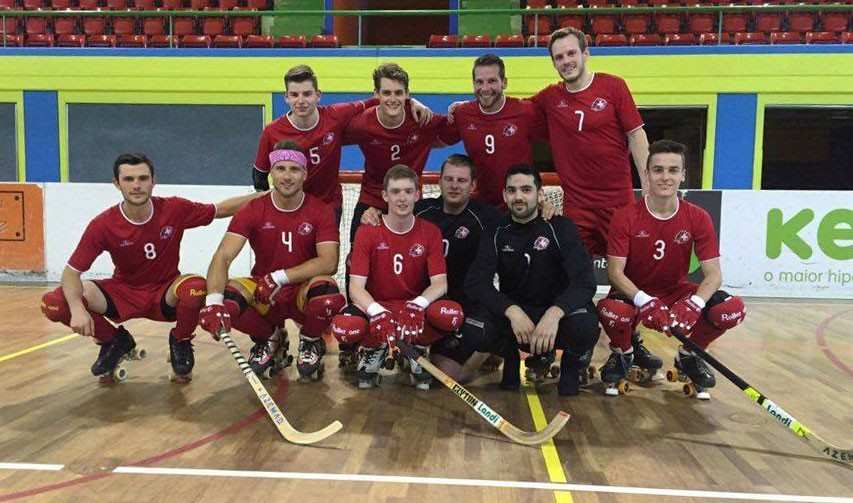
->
<box><xmin>269</xmin><ymin>149</ymin><xmax>308</xmax><ymax>169</ymax></box>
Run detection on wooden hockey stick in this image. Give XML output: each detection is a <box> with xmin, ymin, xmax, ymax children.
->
<box><xmin>220</xmin><ymin>332</ymin><xmax>342</xmax><ymax>445</ymax></box>
<box><xmin>396</xmin><ymin>340</ymin><xmax>569</xmax><ymax>446</ymax></box>
<box><xmin>673</xmin><ymin>329</ymin><xmax>852</xmax><ymax>465</ymax></box>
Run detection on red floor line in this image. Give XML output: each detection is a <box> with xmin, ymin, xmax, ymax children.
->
<box><xmin>0</xmin><ymin>378</ymin><xmax>291</xmax><ymax>502</ymax></box>
<box><xmin>815</xmin><ymin>308</ymin><xmax>853</xmax><ymax>378</ymax></box>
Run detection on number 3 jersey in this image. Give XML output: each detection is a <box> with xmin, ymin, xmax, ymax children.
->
<box><xmin>67</xmin><ymin>197</ymin><xmax>216</xmax><ymax>286</ymax></box>
<box><xmin>607</xmin><ymin>198</ymin><xmax>720</xmax><ymax>299</ymax></box>
<box><xmin>349</xmin><ymin>217</ymin><xmax>446</xmax><ymax>302</ymax></box>
<box><xmin>227</xmin><ymin>192</ymin><xmax>339</xmax><ymax>277</ymax></box>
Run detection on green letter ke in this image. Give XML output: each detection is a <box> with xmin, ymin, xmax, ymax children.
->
<box><xmin>766</xmin><ymin>208</ymin><xmax>813</xmax><ymax>259</ymax></box>
<box><xmin>818</xmin><ymin>209</ymin><xmax>853</xmax><ymax>260</ymax></box>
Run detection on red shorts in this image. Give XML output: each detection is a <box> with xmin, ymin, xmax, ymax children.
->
<box><xmin>94</xmin><ymin>277</ymin><xmax>175</xmax><ymax>323</ymax></box>
<box><xmin>231</xmin><ymin>277</ymin><xmax>306</xmax><ymax>326</ymax></box>
<box><xmin>658</xmin><ymin>283</ymin><xmax>699</xmax><ymax>307</ymax></box>
<box><xmin>562</xmin><ymin>205</ymin><xmax>618</xmax><ymax>258</ymax></box>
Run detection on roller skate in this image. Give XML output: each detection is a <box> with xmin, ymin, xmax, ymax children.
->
<box><xmin>599</xmin><ymin>348</ymin><xmax>633</xmax><ymax>396</ymax></box>
<box><xmin>627</xmin><ymin>332</ymin><xmax>664</xmax><ymax>385</ymax></box>
<box><xmin>357</xmin><ymin>344</ymin><xmax>388</xmax><ymax>389</ymax></box>
<box><xmin>667</xmin><ymin>346</ymin><xmax>715</xmax><ymax>400</ymax></box>
<box><xmin>247</xmin><ymin>334</ymin><xmax>284</xmax><ymax>379</ymax></box>
<box><xmin>296</xmin><ymin>334</ymin><xmax>325</xmax><ymax>382</ymax></box>
<box><xmin>269</xmin><ymin>327</ymin><xmax>293</xmax><ymax>376</ymax></box>
<box><xmin>92</xmin><ymin>326</ymin><xmax>145</xmax><ymax>383</ymax></box>
<box><xmin>557</xmin><ymin>348</ymin><xmax>593</xmax><ymax>396</ymax></box>
<box><xmin>524</xmin><ymin>350</ymin><xmax>559</xmax><ymax>384</ymax></box>
<box><xmin>168</xmin><ymin>330</ymin><xmax>193</xmax><ymax>383</ymax></box>
<box><xmin>406</xmin><ymin>344</ymin><xmax>432</xmax><ymax>391</ymax></box>
<box><xmin>338</xmin><ymin>342</ymin><xmax>358</xmax><ymax>373</ymax></box>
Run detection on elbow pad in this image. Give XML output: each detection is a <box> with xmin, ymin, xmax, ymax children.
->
<box><xmin>252</xmin><ymin>167</ymin><xmax>269</xmax><ymax>192</ymax></box>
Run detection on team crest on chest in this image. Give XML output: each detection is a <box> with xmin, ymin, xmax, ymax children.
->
<box><xmin>591</xmin><ymin>97</ymin><xmax>608</xmax><ymax>112</ymax></box>
<box><xmin>409</xmin><ymin>243</ymin><xmax>425</xmax><ymax>257</ymax></box>
<box><xmin>407</xmin><ymin>132</ymin><xmax>420</xmax><ymax>145</ymax></box>
<box><xmin>322</xmin><ymin>132</ymin><xmax>335</xmax><ymax>145</ymax></box>
<box><xmin>454</xmin><ymin>226</ymin><xmax>470</xmax><ymax>239</ymax></box>
<box><xmin>297</xmin><ymin>222</ymin><xmax>313</xmax><ymax>236</ymax></box>
<box><xmin>467</xmin><ymin>123</ymin><xmax>477</xmax><ymax>131</ymax></box>
<box><xmin>674</xmin><ymin>230</ymin><xmax>691</xmax><ymax>244</ymax></box>
<box><xmin>533</xmin><ymin>236</ymin><xmax>550</xmax><ymax>251</ymax></box>
<box><xmin>502</xmin><ymin>123</ymin><xmax>518</xmax><ymax>137</ymax></box>
<box><xmin>160</xmin><ymin>226</ymin><xmax>175</xmax><ymax>240</ymax></box>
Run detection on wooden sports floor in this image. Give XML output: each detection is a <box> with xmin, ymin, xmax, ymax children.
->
<box><xmin>1</xmin><ymin>286</ymin><xmax>851</xmax><ymax>503</ymax></box>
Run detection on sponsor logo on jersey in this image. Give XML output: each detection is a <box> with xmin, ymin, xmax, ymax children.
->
<box><xmin>467</xmin><ymin>123</ymin><xmax>477</xmax><ymax>131</ymax></box>
<box><xmin>502</xmin><ymin>123</ymin><xmax>518</xmax><ymax>137</ymax></box>
<box><xmin>160</xmin><ymin>226</ymin><xmax>174</xmax><ymax>240</ymax></box>
<box><xmin>297</xmin><ymin>222</ymin><xmax>313</xmax><ymax>236</ymax></box>
<box><xmin>409</xmin><ymin>243</ymin><xmax>425</xmax><ymax>257</ymax></box>
<box><xmin>635</xmin><ymin>230</ymin><xmax>650</xmax><ymax>238</ymax></box>
<box><xmin>674</xmin><ymin>230</ymin><xmax>691</xmax><ymax>244</ymax></box>
<box><xmin>119</xmin><ymin>239</ymin><xmax>134</xmax><ymax>247</ymax></box>
<box><xmin>533</xmin><ymin>236</ymin><xmax>550</xmax><ymax>251</ymax></box>
<box><xmin>557</xmin><ymin>100</ymin><xmax>569</xmax><ymax>108</ymax></box>
<box><xmin>502</xmin><ymin>245</ymin><xmax>514</xmax><ymax>252</ymax></box>
<box><xmin>323</xmin><ymin>132</ymin><xmax>335</xmax><ymax>145</ymax></box>
<box><xmin>454</xmin><ymin>226</ymin><xmax>470</xmax><ymax>239</ymax></box>
<box><xmin>370</xmin><ymin>139</ymin><xmax>382</xmax><ymax>145</ymax></box>
<box><xmin>377</xmin><ymin>242</ymin><xmax>390</xmax><ymax>251</ymax></box>
<box><xmin>407</xmin><ymin>133</ymin><xmax>420</xmax><ymax>145</ymax></box>
<box><xmin>591</xmin><ymin>97</ymin><xmax>608</xmax><ymax>112</ymax></box>
<box><xmin>261</xmin><ymin>221</ymin><xmax>275</xmax><ymax>230</ymax></box>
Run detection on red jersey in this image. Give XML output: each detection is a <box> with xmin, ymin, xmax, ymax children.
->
<box><xmin>444</xmin><ymin>97</ymin><xmax>547</xmax><ymax>207</ymax></box>
<box><xmin>343</xmin><ymin>107</ymin><xmax>449</xmax><ymax>209</ymax></box>
<box><xmin>607</xmin><ymin>198</ymin><xmax>719</xmax><ymax>298</ymax></box>
<box><xmin>254</xmin><ymin>101</ymin><xmax>373</xmax><ymax>210</ymax></box>
<box><xmin>531</xmin><ymin>73</ymin><xmax>644</xmax><ymax>209</ymax></box>
<box><xmin>68</xmin><ymin>197</ymin><xmax>215</xmax><ymax>287</ymax></box>
<box><xmin>227</xmin><ymin>192</ymin><xmax>338</xmax><ymax>277</ymax></box>
<box><xmin>350</xmin><ymin>217</ymin><xmax>446</xmax><ymax>302</ymax></box>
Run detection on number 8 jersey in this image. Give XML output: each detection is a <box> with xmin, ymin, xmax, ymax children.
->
<box><xmin>607</xmin><ymin>197</ymin><xmax>719</xmax><ymax>299</ymax></box>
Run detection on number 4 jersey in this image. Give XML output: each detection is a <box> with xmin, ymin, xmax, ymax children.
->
<box><xmin>606</xmin><ymin>197</ymin><xmax>719</xmax><ymax>299</ymax></box>
<box><xmin>67</xmin><ymin>197</ymin><xmax>216</xmax><ymax>286</ymax></box>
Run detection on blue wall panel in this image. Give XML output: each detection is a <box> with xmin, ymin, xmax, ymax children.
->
<box><xmin>714</xmin><ymin>93</ymin><xmax>757</xmax><ymax>189</ymax></box>
<box><xmin>23</xmin><ymin>91</ymin><xmax>60</xmax><ymax>182</ymax></box>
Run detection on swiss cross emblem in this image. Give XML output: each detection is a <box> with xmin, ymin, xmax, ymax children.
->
<box><xmin>409</xmin><ymin>243</ymin><xmax>425</xmax><ymax>257</ymax></box>
<box><xmin>323</xmin><ymin>132</ymin><xmax>335</xmax><ymax>145</ymax></box>
<box><xmin>454</xmin><ymin>226</ymin><xmax>470</xmax><ymax>239</ymax></box>
<box><xmin>533</xmin><ymin>236</ymin><xmax>550</xmax><ymax>251</ymax></box>
<box><xmin>407</xmin><ymin>133</ymin><xmax>419</xmax><ymax>144</ymax></box>
<box><xmin>674</xmin><ymin>230</ymin><xmax>691</xmax><ymax>244</ymax></box>
<box><xmin>502</xmin><ymin>123</ymin><xmax>518</xmax><ymax>137</ymax></box>
<box><xmin>160</xmin><ymin>226</ymin><xmax>174</xmax><ymax>240</ymax></box>
<box><xmin>591</xmin><ymin>97</ymin><xmax>608</xmax><ymax>112</ymax></box>
<box><xmin>297</xmin><ymin>222</ymin><xmax>313</xmax><ymax>236</ymax></box>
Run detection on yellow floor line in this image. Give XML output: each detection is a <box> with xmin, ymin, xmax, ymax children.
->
<box><xmin>0</xmin><ymin>334</ymin><xmax>77</xmax><ymax>363</ymax></box>
<box><xmin>522</xmin><ymin>362</ymin><xmax>573</xmax><ymax>503</ymax></box>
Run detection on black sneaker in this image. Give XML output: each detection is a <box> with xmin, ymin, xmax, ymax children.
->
<box><xmin>676</xmin><ymin>348</ymin><xmax>716</xmax><ymax>389</ymax></box>
<box><xmin>631</xmin><ymin>332</ymin><xmax>662</xmax><ymax>370</ymax></box>
<box><xmin>91</xmin><ymin>326</ymin><xmax>135</xmax><ymax>376</ymax></box>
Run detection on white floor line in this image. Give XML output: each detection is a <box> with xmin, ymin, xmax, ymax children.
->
<box><xmin>0</xmin><ymin>463</ymin><xmax>64</xmax><ymax>471</ymax></box>
<box><xmin>112</xmin><ymin>466</ymin><xmax>853</xmax><ymax>503</ymax></box>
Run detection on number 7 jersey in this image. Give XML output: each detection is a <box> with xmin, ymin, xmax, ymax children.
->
<box><xmin>606</xmin><ymin>198</ymin><xmax>719</xmax><ymax>299</ymax></box>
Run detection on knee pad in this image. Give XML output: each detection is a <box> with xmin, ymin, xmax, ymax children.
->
<box><xmin>41</xmin><ymin>287</ymin><xmax>71</xmax><ymax>324</ymax></box>
<box><xmin>596</xmin><ymin>296</ymin><xmax>636</xmax><ymax>350</ymax></box>
<box><xmin>705</xmin><ymin>291</ymin><xmax>746</xmax><ymax>330</ymax></box>
<box><xmin>330</xmin><ymin>313</ymin><xmax>367</xmax><ymax>345</ymax></box>
<box><xmin>425</xmin><ymin>300</ymin><xmax>465</xmax><ymax>333</ymax></box>
<box><xmin>301</xmin><ymin>277</ymin><xmax>346</xmax><ymax>337</ymax></box>
<box><xmin>174</xmin><ymin>275</ymin><xmax>207</xmax><ymax>310</ymax></box>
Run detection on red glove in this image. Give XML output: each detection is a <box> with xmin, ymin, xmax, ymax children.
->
<box><xmin>369</xmin><ymin>310</ymin><xmax>398</xmax><ymax>347</ymax></box>
<box><xmin>669</xmin><ymin>296</ymin><xmax>704</xmax><ymax>333</ymax></box>
<box><xmin>398</xmin><ymin>300</ymin><xmax>426</xmax><ymax>343</ymax></box>
<box><xmin>638</xmin><ymin>298</ymin><xmax>670</xmax><ymax>333</ymax></box>
<box><xmin>199</xmin><ymin>304</ymin><xmax>231</xmax><ymax>338</ymax></box>
<box><xmin>253</xmin><ymin>272</ymin><xmax>283</xmax><ymax>305</ymax></box>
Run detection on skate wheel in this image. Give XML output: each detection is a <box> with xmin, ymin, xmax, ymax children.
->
<box><xmin>683</xmin><ymin>383</ymin><xmax>696</xmax><ymax>397</ymax></box>
<box><xmin>618</xmin><ymin>379</ymin><xmax>630</xmax><ymax>394</ymax></box>
<box><xmin>115</xmin><ymin>367</ymin><xmax>128</xmax><ymax>381</ymax></box>
<box><xmin>604</xmin><ymin>385</ymin><xmax>619</xmax><ymax>396</ymax></box>
<box><xmin>696</xmin><ymin>390</ymin><xmax>711</xmax><ymax>400</ymax></box>
<box><xmin>666</xmin><ymin>369</ymin><xmax>678</xmax><ymax>382</ymax></box>
<box><xmin>136</xmin><ymin>348</ymin><xmax>147</xmax><ymax>360</ymax></box>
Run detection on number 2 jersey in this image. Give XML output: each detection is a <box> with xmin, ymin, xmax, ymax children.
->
<box><xmin>67</xmin><ymin>197</ymin><xmax>216</xmax><ymax>286</ymax></box>
<box><xmin>227</xmin><ymin>192</ymin><xmax>339</xmax><ymax>277</ymax></box>
<box><xmin>607</xmin><ymin>197</ymin><xmax>719</xmax><ymax>299</ymax></box>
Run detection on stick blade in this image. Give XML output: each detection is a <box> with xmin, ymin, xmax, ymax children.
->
<box><xmin>278</xmin><ymin>419</ymin><xmax>344</xmax><ymax>445</ymax></box>
<box><xmin>502</xmin><ymin>410</ymin><xmax>571</xmax><ymax>446</ymax></box>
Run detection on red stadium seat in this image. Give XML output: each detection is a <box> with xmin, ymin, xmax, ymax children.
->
<box><xmin>595</xmin><ymin>33</ymin><xmax>628</xmax><ymax>46</ymax></box>
<box><xmin>112</xmin><ymin>11</ymin><xmax>136</xmax><ymax>36</ymax></box>
<box><xmin>277</xmin><ymin>34</ymin><xmax>306</xmax><ymax>47</ymax></box>
<box><xmin>180</xmin><ymin>33</ymin><xmax>210</xmax><ymax>47</ymax></box>
<box><xmin>622</xmin><ymin>7</ymin><xmax>651</xmax><ymax>35</ymax></box>
<box><xmin>25</xmin><ymin>11</ymin><xmax>48</xmax><ymax>35</ymax></box>
<box><xmin>755</xmin><ymin>9</ymin><xmax>783</xmax><ymax>33</ymax></box>
<box><xmin>245</xmin><ymin>0</ymin><xmax>267</xmax><ymax>10</ymax></box>
<box><xmin>189</xmin><ymin>0</ymin><xmax>210</xmax><ymax>9</ymax></box>
<box><xmin>805</xmin><ymin>31</ymin><xmax>839</xmax><ymax>44</ymax></box>
<box><xmin>787</xmin><ymin>11</ymin><xmax>815</xmax><ymax>34</ymax></box>
<box><xmin>0</xmin><ymin>0</ymin><xmax>15</xmax><ymax>8</ymax></box>
<box><xmin>555</xmin><ymin>0</ymin><xmax>583</xmax><ymax>31</ymax></box>
<box><xmin>148</xmin><ymin>34</ymin><xmax>175</xmax><ymax>46</ymax></box>
<box><xmin>589</xmin><ymin>9</ymin><xmax>618</xmax><ymax>35</ymax></box>
<box><xmin>57</xmin><ymin>33</ymin><xmax>86</xmax><ymax>46</ymax></box>
<box><xmin>244</xmin><ymin>33</ymin><xmax>273</xmax><ymax>47</ymax></box>
<box><xmin>648</xmin><ymin>0</ymin><xmax>682</xmax><ymax>5</ymax></box>
<box><xmin>587</xmin><ymin>0</ymin><xmax>608</xmax><ymax>6</ymax></box>
<box><xmin>25</xmin><ymin>32</ymin><xmax>53</xmax><ymax>46</ymax></box>
<box><xmin>231</xmin><ymin>8</ymin><xmax>257</xmax><ymax>37</ymax></box>
<box><xmin>770</xmin><ymin>31</ymin><xmax>803</xmax><ymax>44</ymax></box>
<box><xmin>665</xmin><ymin>32</ymin><xmax>696</xmax><ymax>45</ymax></box>
<box><xmin>427</xmin><ymin>34</ymin><xmax>458</xmax><ymax>48</ymax></box>
<box><xmin>23</xmin><ymin>0</ymin><xmax>44</xmax><ymax>9</ymax></box>
<box><xmin>1</xmin><ymin>34</ymin><xmax>23</xmax><ymax>46</ymax></box>
<box><xmin>173</xmin><ymin>15</ymin><xmax>196</xmax><ymax>37</ymax></box>
<box><xmin>699</xmin><ymin>32</ymin><xmax>730</xmax><ymax>45</ymax></box>
<box><xmin>51</xmin><ymin>0</ymin><xmax>72</xmax><ymax>8</ymax></box>
<box><xmin>0</xmin><ymin>7</ymin><xmax>18</xmax><ymax>36</ymax></box>
<box><xmin>53</xmin><ymin>12</ymin><xmax>78</xmax><ymax>35</ymax></box>
<box><xmin>842</xmin><ymin>31</ymin><xmax>852</xmax><ymax>44</ymax></box>
<box><xmin>310</xmin><ymin>33</ymin><xmax>338</xmax><ymax>47</ymax></box>
<box><xmin>87</xmin><ymin>34</ymin><xmax>116</xmax><ymax>46</ymax></box>
<box><xmin>212</xmin><ymin>34</ymin><xmax>240</xmax><ymax>47</ymax></box>
<box><xmin>82</xmin><ymin>9</ymin><xmax>107</xmax><ymax>36</ymax></box>
<box><xmin>687</xmin><ymin>11</ymin><xmax>715</xmax><ymax>34</ymax></box>
<box><xmin>78</xmin><ymin>0</ymin><xmax>99</xmax><ymax>9</ymax></box>
<box><xmin>161</xmin><ymin>0</ymin><xmax>181</xmax><ymax>9</ymax></box>
<box><xmin>525</xmin><ymin>1</ymin><xmax>553</xmax><ymax>36</ymax></box>
<box><xmin>116</xmin><ymin>33</ymin><xmax>147</xmax><ymax>46</ymax></box>
<box><xmin>527</xmin><ymin>34</ymin><xmax>550</xmax><ymax>46</ymax></box>
<box><xmin>135</xmin><ymin>0</ymin><xmax>156</xmax><ymax>9</ymax></box>
<box><xmin>142</xmin><ymin>11</ymin><xmax>165</xmax><ymax>36</ymax></box>
<box><xmin>494</xmin><ymin>34</ymin><xmax>524</xmax><ymax>47</ymax></box>
<box><xmin>201</xmin><ymin>8</ymin><xmax>226</xmax><ymax>37</ymax></box>
<box><xmin>461</xmin><ymin>34</ymin><xmax>490</xmax><ymax>47</ymax></box>
<box><xmin>218</xmin><ymin>0</ymin><xmax>238</xmax><ymax>9</ymax></box>
<box><xmin>655</xmin><ymin>11</ymin><xmax>682</xmax><ymax>35</ymax></box>
<box><xmin>819</xmin><ymin>11</ymin><xmax>849</xmax><ymax>34</ymax></box>
<box><xmin>630</xmin><ymin>33</ymin><xmax>662</xmax><ymax>45</ymax></box>
<box><xmin>106</xmin><ymin>0</ymin><xmax>128</xmax><ymax>9</ymax></box>
<box><xmin>722</xmin><ymin>11</ymin><xmax>748</xmax><ymax>33</ymax></box>
<box><xmin>734</xmin><ymin>31</ymin><xmax>768</xmax><ymax>44</ymax></box>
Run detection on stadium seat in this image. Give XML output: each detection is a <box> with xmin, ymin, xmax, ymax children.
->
<box><xmin>755</xmin><ymin>9</ymin><xmax>783</xmax><ymax>33</ymax></box>
<box><xmin>161</xmin><ymin>0</ymin><xmax>181</xmax><ymax>9</ymax></box>
<box><xmin>116</xmin><ymin>33</ymin><xmax>147</xmax><ymax>47</ymax></box>
<box><xmin>135</xmin><ymin>0</ymin><xmax>157</xmax><ymax>9</ymax></box>
<box><xmin>819</xmin><ymin>11</ymin><xmax>848</xmax><ymax>34</ymax></box>
<box><xmin>82</xmin><ymin>9</ymin><xmax>107</xmax><ymax>36</ymax></box>
<box><xmin>201</xmin><ymin>8</ymin><xmax>226</xmax><ymax>38</ymax></box>
<box><xmin>212</xmin><ymin>34</ymin><xmax>240</xmax><ymax>47</ymax></box>
<box><xmin>189</xmin><ymin>0</ymin><xmax>210</xmax><ymax>10</ymax></box>
<box><xmin>805</xmin><ymin>31</ymin><xmax>839</xmax><ymax>44</ymax></box>
<box><xmin>23</xmin><ymin>0</ymin><xmax>44</xmax><ymax>9</ymax></box>
<box><xmin>589</xmin><ymin>9</ymin><xmax>618</xmax><ymax>35</ymax></box>
<box><xmin>525</xmin><ymin>0</ymin><xmax>553</xmax><ymax>36</ymax></box>
<box><xmin>173</xmin><ymin>14</ymin><xmax>196</xmax><ymax>38</ymax></box>
<box><xmin>630</xmin><ymin>33</ymin><xmax>662</xmax><ymax>45</ymax></box>
<box><xmin>587</xmin><ymin>0</ymin><xmax>608</xmax><ymax>6</ymax></box>
<box><xmin>622</xmin><ymin>7</ymin><xmax>651</xmax><ymax>35</ymax></box>
<box><xmin>219</xmin><ymin>0</ymin><xmax>238</xmax><ymax>9</ymax></box>
<box><xmin>87</xmin><ymin>34</ymin><xmax>116</xmax><ymax>46</ymax></box>
<box><xmin>699</xmin><ymin>32</ymin><xmax>730</xmax><ymax>44</ymax></box>
<box><xmin>53</xmin><ymin>12</ymin><xmax>78</xmax><ymax>36</ymax></box>
<box><xmin>112</xmin><ymin>11</ymin><xmax>136</xmax><ymax>37</ymax></box>
<box><xmin>734</xmin><ymin>31</ymin><xmax>768</xmax><ymax>44</ymax></box>
<box><xmin>245</xmin><ymin>0</ymin><xmax>267</xmax><ymax>10</ymax></box>
<box><xmin>51</xmin><ymin>0</ymin><xmax>72</xmax><ymax>9</ymax></box>
<box><xmin>494</xmin><ymin>34</ymin><xmax>524</xmax><ymax>47</ymax></box>
<box><xmin>1</xmin><ymin>34</ymin><xmax>23</xmax><ymax>46</ymax></box>
<box><xmin>0</xmin><ymin>0</ymin><xmax>14</xmax><ymax>8</ymax></box>
<box><xmin>665</xmin><ymin>32</ymin><xmax>696</xmax><ymax>45</ymax></box>
<box><xmin>180</xmin><ymin>34</ymin><xmax>210</xmax><ymax>47</ymax></box>
<box><xmin>722</xmin><ymin>10</ymin><xmax>748</xmax><ymax>33</ymax></box>
<box><xmin>25</xmin><ymin>32</ymin><xmax>53</xmax><ymax>46</ymax></box>
<box><xmin>647</xmin><ymin>0</ymin><xmax>682</xmax><ymax>5</ymax></box>
<box><xmin>655</xmin><ymin>9</ymin><xmax>682</xmax><ymax>35</ymax></box>
<box><xmin>244</xmin><ymin>33</ymin><xmax>273</xmax><ymax>47</ymax></box>
<box><xmin>278</xmin><ymin>34</ymin><xmax>306</xmax><ymax>47</ymax></box>
<box><xmin>56</xmin><ymin>33</ymin><xmax>86</xmax><ymax>46</ymax></box>
<box><xmin>427</xmin><ymin>34</ymin><xmax>458</xmax><ymax>48</ymax></box>
<box><xmin>770</xmin><ymin>31</ymin><xmax>803</xmax><ymax>44</ymax></box>
<box><xmin>555</xmin><ymin>0</ymin><xmax>583</xmax><ymax>31</ymax></box>
<box><xmin>310</xmin><ymin>34</ymin><xmax>338</xmax><ymax>47</ymax></box>
<box><xmin>595</xmin><ymin>33</ymin><xmax>628</xmax><ymax>46</ymax></box>
<box><xmin>78</xmin><ymin>0</ymin><xmax>99</xmax><ymax>9</ymax></box>
<box><xmin>106</xmin><ymin>0</ymin><xmax>128</xmax><ymax>9</ymax></box>
<box><xmin>527</xmin><ymin>34</ymin><xmax>550</xmax><ymax>46</ymax></box>
<box><xmin>687</xmin><ymin>10</ymin><xmax>715</xmax><ymax>34</ymax></box>
<box><xmin>24</xmin><ymin>10</ymin><xmax>48</xmax><ymax>36</ymax></box>
<box><xmin>843</xmin><ymin>31</ymin><xmax>852</xmax><ymax>44</ymax></box>
<box><xmin>142</xmin><ymin>11</ymin><xmax>165</xmax><ymax>36</ymax></box>
<box><xmin>461</xmin><ymin>34</ymin><xmax>490</xmax><ymax>47</ymax></box>
<box><xmin>0</xmin><ymin>7</ymin><xmax>18</xmax><ymax>37</ymax></box>
<box><xmin>149</xmin><ymin>34</ymin><xmax>175</xmax><ymax>46</ymax></box>
<box><xmin>231</xmin><ymin>8</ymin><xmax>258</xmax><ymax>38</ymax></box>
<box><xmin>787</xmin><ymin>11</ymin><xmax>815</xmax><ymax>34</ymax></box>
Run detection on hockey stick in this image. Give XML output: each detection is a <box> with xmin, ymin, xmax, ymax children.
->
<box><xmin>396</xmin><ymin>340</ymin><xmax>570</xmax><ymax>446</ymax></box>
<box><xmin>220</xmin><ymin>332</ymin><xmax>343</xmax><ymax>445</ymax></box>
<box><xmin>672</xmin><ymin>329</ymin><xmax>852</xmax><ymax>465</ymax></box>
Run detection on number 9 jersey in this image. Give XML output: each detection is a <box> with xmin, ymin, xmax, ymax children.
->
<box><xmin>606</xmin><ymin>197</ymin><xmax>719</xmax><ymax>299</ymax></box>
